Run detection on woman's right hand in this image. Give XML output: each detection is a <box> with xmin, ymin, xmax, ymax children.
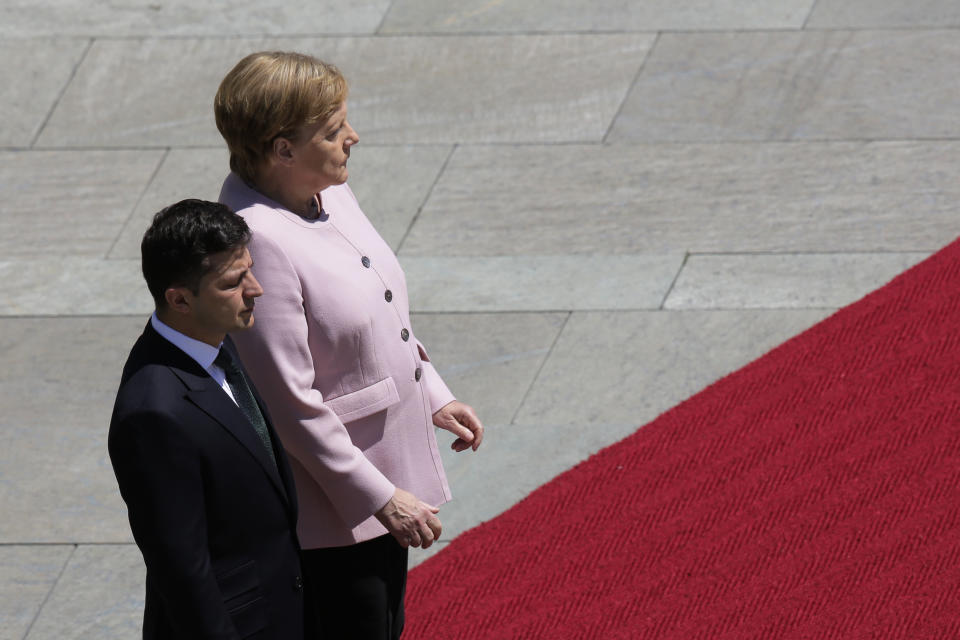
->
<box><xmin>374</xmin><ymin>488</ymin><xmax>442</xmax><ymax>549</ymax></box>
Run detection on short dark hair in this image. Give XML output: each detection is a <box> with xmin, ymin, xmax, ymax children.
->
<box><xmin>141</xmin><ymin>199</ymin><xmax>251</xmax><ymax>308</ymax></box>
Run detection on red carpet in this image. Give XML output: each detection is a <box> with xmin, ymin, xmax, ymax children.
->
<box><xmin>405</xmin><ymin>240</ymin><xmax>960</xmax><ymax>639</ymax></box>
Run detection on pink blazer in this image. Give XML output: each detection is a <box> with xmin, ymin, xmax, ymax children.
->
<box><xmin>220</xmin><ymin>173</ymin><xmax>454</xmax><ymax>548</ymax></box>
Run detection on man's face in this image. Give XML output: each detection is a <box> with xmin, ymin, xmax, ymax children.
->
<box><xmin>184</xmin><ymin>246</ymin><xmax>262</xmax><ymax>344</ymax></box>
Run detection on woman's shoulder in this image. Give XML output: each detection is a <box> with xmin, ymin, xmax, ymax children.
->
<box><xmin>219</xmin><ymin>173</ymin><xmax>279</xmax><ymax>221</ymax></box>
<box><xmin>323</xmin><ymin>182</ymin><xmax>361</xmax><ymax>210</ymax></box>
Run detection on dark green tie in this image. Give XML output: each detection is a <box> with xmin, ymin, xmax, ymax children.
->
<box><xmin>215</xmin><ymin>347</ymin><xmax>278</xmax><ymax>472</ymax></box>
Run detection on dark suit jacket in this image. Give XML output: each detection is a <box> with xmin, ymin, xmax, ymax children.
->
<box><xmin>109</xmin><ymin>322</ymin><xmax>305</xmax><ymax>639</ymax></box>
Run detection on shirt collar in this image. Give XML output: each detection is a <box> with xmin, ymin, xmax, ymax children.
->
<box><xmin>150</xmin><ymin>312</ymin><xmax>222</xmax><ymax>372</ymax></box>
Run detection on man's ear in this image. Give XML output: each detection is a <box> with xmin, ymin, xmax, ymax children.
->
<box><xmin>164</xmin><ymin>287</ymin><xmax>192</xmax><ymax>315</ymax></box>
<box><xmin>272</xmin><ymin>136</ymin><xmax>296</xmax><ymax>166</ymax></box>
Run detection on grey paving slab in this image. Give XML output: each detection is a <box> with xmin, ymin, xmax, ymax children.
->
<box><xmin>0</xmin><ymin>150</ymin><xmax>163</xmax><ymax>259</ymax></box>
<box><xmin>109</xmin><ymin>148</ymin><xmax>228</xmax><ymax>260</ymax></box>
<box><xmin>0</xmin><ymin>317</ymin><xmax>145</xmax><ymax>543</ymax></box>
<box><xmin>401</xmin><ymin>141</ymin><xmax>960</xmax><ymax>256</ymax></box>
<box><xmin>26</xmin><ymin>545</ymin><xmax>143</xmax><ymax>640</ymax></box>
<box><xmin>37</xmin><ymin>34</ymin><xmax>654</xmax><ymax>147</ymax></box>
<box><xmin>0</xmin><ymin>259</ymin><xmax>149</xmax><ymax>316</ymax></box>
<box><xmin>515</xmin><ymin>309</ymin><xmax>832</xmax><ymax>426</ymax></box>
<box><xmin>607</xmin><ymin>30</ymin><xmax>960</xmax><ymax>143</ymax></box>
<box><xmin>34</xmin><ymin>38</ymin><xmax>252</xmax><ymax>149</ymax></box>
<box><xmin>0</xmin><ymin>39</ymin><xmax>88</xmax><ymax>148</ymax></box>
<box><xmin>381</xmin><ymin>0</ymin><xmax>814</xmax><ymax>32</ymax></box>
<box><xmin>665</xmin><ymin>252</ymin><xmax>930</xmax><ymax>309</ymax></box>
<box><xmin>807</xmin><ymin>0</ymin><xmax>960</xmax><ymax>28</ymax></box>
<box><xmin>109</xmin><ymin>144</ymin><xmax>452</xmax><ymax>258</ymax></box>
<box><xmin>403</xmin><ymin>255</ymin><xmax>684</xmax><ymax>311</ymax></box>
<box><xmin>0</xmin><ymin>545</ymin><xmax>73</xmax><ymax>640</ymax></box>
<box><xmin>0</xmin><ymin>1</ymin><xmax>390</xmax><ymax>37</ymax></box>
<box><xmin>347</xmin><ymin>145</ymin><xmax>453</xmax><ymax>251</ymax></box>
<box><xmin>413</xmin><ymin>414</ymin><xmax>634</xmax><ymax>567</ymax></box>
<box><xmin>411</xmin><ymin>312</ymin><xmax>568</xmax><ymax>426</ymax></box>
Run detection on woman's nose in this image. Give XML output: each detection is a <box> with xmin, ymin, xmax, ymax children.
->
<box><xmin>345</xmin><ymin>121</ymin><xmax>359</xmax><ymax>146</ymax></box>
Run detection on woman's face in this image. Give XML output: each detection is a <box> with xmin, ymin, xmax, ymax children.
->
<box><xmin>291</xmin><ymin>102</ymin><xmax>359</xmax><ymax>191</ymax></box>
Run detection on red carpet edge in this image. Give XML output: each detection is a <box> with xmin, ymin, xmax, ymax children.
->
<box><xmin>405</xmin><ymin>239</ymin><xmax>960</xmax><ymax>639</ymax></box>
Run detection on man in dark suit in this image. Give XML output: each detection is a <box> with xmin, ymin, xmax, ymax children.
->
<box><xmin>109</xmin><ymin>199</ymin><xmax>306</xmax><ymax>639</ymax></box>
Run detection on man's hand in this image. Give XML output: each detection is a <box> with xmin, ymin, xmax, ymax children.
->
<box><xmin>433</xmin><ymin>400</ymin><xmax>484</xmax><ymax>452</ymax></box>
<box><xmin>374</xmin><ymin>488</ymin><xmax>442</xmax><ymax>549</ymax></box>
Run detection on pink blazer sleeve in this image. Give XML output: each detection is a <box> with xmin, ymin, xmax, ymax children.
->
<box><xmin>235</xmin><ymin>232</ymin><xmax>396</xmax><ymax>527</ymax></box>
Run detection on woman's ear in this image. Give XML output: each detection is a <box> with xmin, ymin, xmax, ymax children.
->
<box><xmin>272</xmin><ymin>136</ymin><xmax>296</xmax><ymax>166</ymax></box>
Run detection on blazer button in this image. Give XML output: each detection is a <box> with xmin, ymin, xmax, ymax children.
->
<box><xmin>384</xmin><ymin>289</ymin><xmax>393</xmax><ymax>302</ymax></box>
<box><xmin>401</xmin><ymin>328</ymin><xmax>410</xmax><ymax>342</ymax></box>
<box><xmin>361</xmin><ymin>256</ymin><xmax>371</xmax><ymax>268</ymax></box>
<box><xmin>294</xmin><ymin>575</ymin><xmax>303</xmax><ymax>591</ymax></box>
<box><xmin>415</xmin><ymin>367</ymin><xmax>422</xmax><ymax>381</ymax></box>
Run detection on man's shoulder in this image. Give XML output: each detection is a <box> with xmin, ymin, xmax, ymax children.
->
<box><xmin>112</xmin><ymin>328</ymin><xmax>193</xmax><ymax>420</ymax></box>
<box><xmin>112</xmin><ymin>359</ymin><xmax>184</xmax><ymax>423</ymax></box>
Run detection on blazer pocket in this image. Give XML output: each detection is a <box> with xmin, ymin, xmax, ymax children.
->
<box><xmin>216</xmin><ymin>559</ymin><xmax>259</xmax><ymax>602</ymax></box>
<box><xmin>217</xmin><ymin>560</ymin><xmax>267</xmax><ymax>637</ymax></box>
<box><xmin>227</xmin><ymin>597</ymin><xmax>268</xmax><ymax>638</ymax></box>
<box><xmin>324</xmin><ymin>377</ymin><xmax>400</xmax><ymax>424</ymax></box>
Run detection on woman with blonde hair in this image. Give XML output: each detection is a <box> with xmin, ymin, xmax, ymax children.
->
<box><xmin>214</xmin><ymin>51</ymin><xmax>484</xmax><ymax>639</ymax></box>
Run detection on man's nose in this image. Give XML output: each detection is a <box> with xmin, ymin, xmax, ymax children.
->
<box><xmin>245</xmin><ymin>274</ymin><xmax>264</xmax><ymax>298</ymax></box>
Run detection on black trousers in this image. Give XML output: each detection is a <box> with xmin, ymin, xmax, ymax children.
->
<box><xmin>301</xmin><ymin>534</ymin><xmax>409</xmax><ymax>640</ymax></box>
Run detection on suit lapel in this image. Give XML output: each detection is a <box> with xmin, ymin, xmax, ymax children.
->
<box><xmin>139</xmin><ymin>323</ymin><xmax>292</xmax><ymax>507</ymax></box>
<box><xmin>183</xmin><ymin>380</ymin><xmax>289</xmax><ymax>501</ymax></box>
<box><xmin>224</xmin><ymin>337</ymin><xmax>300</xmax><ymax>517</ymax></box>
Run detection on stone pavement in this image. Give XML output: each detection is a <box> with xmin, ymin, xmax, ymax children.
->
<box><xmin>1</xmin><ymin>1</ymin><xmax>958</xmax><ymax>637</ymax></box>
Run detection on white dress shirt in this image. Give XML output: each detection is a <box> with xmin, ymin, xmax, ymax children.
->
<box><xmin>150</xmin><ymin>313</ymin><xmax>238</xmax><ymax>406</ymax></box>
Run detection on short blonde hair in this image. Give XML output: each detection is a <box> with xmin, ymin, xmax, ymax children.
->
<box><xmin>214</xmin><ymin>51</ymin><xmax>348</xmax><ymax>183</ymax></box>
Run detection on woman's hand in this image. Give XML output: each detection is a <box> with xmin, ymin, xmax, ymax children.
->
<box><xmin>433</xmin><ymin>400</ymin><xmax>484</xmax><ymax>452</ymax></box>
<box><xmin>374</xmin><ymin>488</ymin><xmax>442</xmax><ymax>549</ymax></box>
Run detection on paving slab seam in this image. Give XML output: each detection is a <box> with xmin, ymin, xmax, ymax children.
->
<box><xmin>608</xmin><ymin>137</ymin><xmax>960</xmax><ymax>146</ymax></box>
<box><xmin>374</xmin><ymin>0</ymin><xmax>400</xmax><ymax>34</ymax></box>
<box><xmin>800</xmin><ymin>25</ymin><xmax>960</xmax><ymax>33</ymax></box>
<box><xmin>509</xmin><ymin>311</ymin><xmax>572</xmax><ymax>426</ymax></box>
<box><xmin>603</xmin><ymin>31</ymin><xmax>661</xmax><ymax>144</ymax></box>
<box><xmin>105</xmin><ymin>148</ymin><xmax>170</xmax><ymax>259</ymax></box>
<box><xmin>17</xmin><ymin>138</ymin><xmax>960</xmax><ymax>152</ymax></box>
<box><xmin>802</xmin><ymin>0</ymin><xmax>823</xmax><ymax>29</ymax></box>
<box><xmin>371</xmin><ymin>28</ymin><xmax>669</xmax><ymax>37</ymax></box>
<box><xmin>617</xmin><ymin>25</ymin><xmax>958</xmax><ymax>35</ymax></box>
<box><xmin>662</xmin><ymin>305</ymin><xmax>843</xmax><ymax>312</ymax></box>
<box><xmin>20</xmin><ymin>544</ymin><xmax>77</xmax><ymax>640</ymax></box>
<box><xmin>70</xmin><ymin>30</ymin><xmax>667</xmax><ymax>41</ymax></box>
<box><xmin>686</xmin><ymin>250</ymin><xmax>936</xmax><ymax>257</ymax></box>
<box><xmin>0</xmin><ymin>314</ymin><xmax>146</xmax><ymax>320</ymax></box>
<box><xmin>658</xmin><ymin>252</ymin><xmax>691</xmax><ymax>310</ymax></box>
<box><xmin>62</xmin><ymin>32</ymin><xmax>396</xmax><ymax>42</ymax></box>
<box><xmin>0</xmin><ymin>542</ymin><xmax>138</xmax><ymax>546</ymax></box>
<box><xmin>19</xmin><ymin>144</ymin><xmax>214</xmax><ymax>152</ymax></box>
<box><xmin>28</xmin><ymin>38</ymin><xmax>93</xmax><ymax>149</ymax></box>
<box><xmin>396</xmin><ymin>143</ymin><xmax>458</xmax><ymax>254</ymax></box>
<box><xmin>608</xmin><ymin>135</ymin><xmax>960</xmax><ymax>145</ymax></box>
